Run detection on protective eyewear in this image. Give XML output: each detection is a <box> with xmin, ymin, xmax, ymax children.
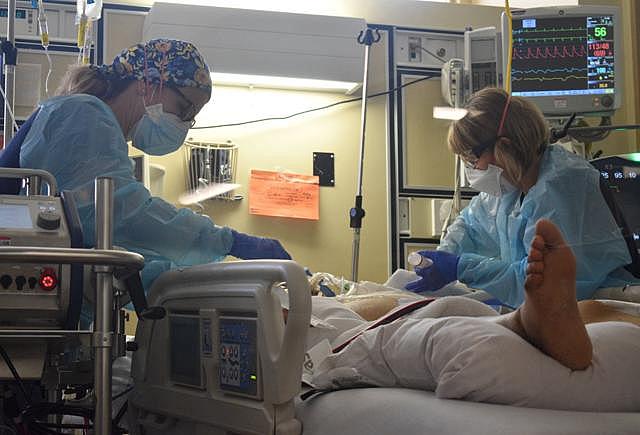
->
<box><xmin>169</xmin><ymin>87</ymin><xmax>198</xmax><ymax>127</ymax></box>
<box><xmin>470</xmin><ymin>95</ymin><xmax>512</xmax><ymax>159</ymax></box>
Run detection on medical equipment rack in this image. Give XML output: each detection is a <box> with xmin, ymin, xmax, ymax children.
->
<box><xmin>0</xmin><ymin>170</ymin><xmax>145</xmax><ymax>435</ymax></box>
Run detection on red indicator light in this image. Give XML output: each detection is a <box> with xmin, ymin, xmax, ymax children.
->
<box><xmin>39</xmin><ymin>269</ymin><xmax>57</xmax><ymax>291</ymax></box>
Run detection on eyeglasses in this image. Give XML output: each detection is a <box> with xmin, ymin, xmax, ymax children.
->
<box><xmin>471</xmin><ymin>137</ymin><xmax>497</xmax><ymax>160</ymax></box>
<box><xmin>467</xmin><ymin>94</ymin><xmax>512</xmax><ymax>161</ymax></box>
<box><xmin>169</xmin><ymin>87</ymin><xmax>198</xmax><ymax>127</ymax></box>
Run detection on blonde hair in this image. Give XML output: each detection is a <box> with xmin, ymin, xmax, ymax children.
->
<box><xmin>55</xmin><ymin>65</ymin><xmax>133</xmax><ymax>100</ymax></box>
<box><xmin>448</xmin><ymin>88</ymin><xmax>549</xmax><ymax>184</ymax></box>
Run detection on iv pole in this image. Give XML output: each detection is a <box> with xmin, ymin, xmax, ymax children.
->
<box><xmin>350</xmin><ymin>27</ymin><xmax>380</xmax><ymax>282</ymax></box>
<box><xmin>3</xmin><ymin>0</ymin><xmax>16</xmax><ymax>144</ymax></box>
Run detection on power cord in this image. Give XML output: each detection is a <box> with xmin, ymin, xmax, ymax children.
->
<box><xmin>0</xmin><ymin>345</ymin><xmax>31</xmax><ymax>407</ymax></box>
<box><xmin>192</xmin><ymin>74</ymin><xmax>438</xmax><ymax>130</ymax></box>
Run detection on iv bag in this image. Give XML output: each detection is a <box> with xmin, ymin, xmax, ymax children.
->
<box><xmin>77</xmin><ymin>0</ymin><xmax>103</xmax><ymax>20</ymax></box>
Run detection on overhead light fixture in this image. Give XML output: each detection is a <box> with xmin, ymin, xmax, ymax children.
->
<box><xmin>433</xmin><ymin>106</ymin><xmax>468</xmax><ymax>120</ymax></box>
<box><xmin>211</xmin><ymin>72</ymin><xmax>361</xmax><ymax>95</ymax></box>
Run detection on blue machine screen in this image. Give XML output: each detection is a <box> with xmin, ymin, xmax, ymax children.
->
<box><xmin>0</xmin><ymin>9</ymin><xmax>27</xmax><ymax>19</ymax></box>
<box><xmin>511</xmin><ymin>15</ymin><xmax>614</xmax><ymax>97</ymax></box>
<box><xmin>219</xmin><ymin>316</ymin><xmax>258</xmax><ymax>397</ymax></box>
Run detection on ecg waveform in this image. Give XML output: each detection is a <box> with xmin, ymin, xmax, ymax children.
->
<box><xmin>513</xmin><ymin>75</ymin><xmax>588</xmax><ymax>83</ymax></box>
<box><xmin>512</xmin><ymin>67</ymin><xmax>588</xmax><ymax>84</ymax></box>
<box><xmin>512</xmin><ymin>45</ymin><xmax>588</xmax><ymax>60</ymax></box>
<box><xmin>513</xmin><ymin>25</ymin><xmax>587</xmax><ymax>45</ymax></box>
<box><xmin>512</xmin><ymin>67</ymin><xmax>587</xmax><ymax>75</ymax></box>
<box><xmin>515</xmin><ymin>36</ymin><xmax>586</xmax><ymax>43</ymax></box>
<box><xmin>513</xmin><ymin>26</ymin><xmax>586</xmax><ymax>35</ymax></box>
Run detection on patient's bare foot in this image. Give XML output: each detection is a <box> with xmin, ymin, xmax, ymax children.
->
<box><xmin>518</xmin><ymin>219</ymin><xmax>592</xmax><ymax>370</ymax></box>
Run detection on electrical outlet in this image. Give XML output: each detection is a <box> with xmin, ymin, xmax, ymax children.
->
<box><xmin>408</xmin><ymin>36</ymin><xmax>422</xmax><ymax>63</ymax></box>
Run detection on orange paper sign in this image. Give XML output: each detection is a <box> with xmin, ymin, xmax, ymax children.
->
<box><xmin>249</xmin><ymin>170</ymin><xmax>319</xmax><ymax>220</ymax></box>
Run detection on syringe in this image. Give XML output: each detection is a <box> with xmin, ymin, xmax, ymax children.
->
<box><xmin>407</xmin><ymin>252</ymin><xmax>434</xmax><ymax>270</ymax></box>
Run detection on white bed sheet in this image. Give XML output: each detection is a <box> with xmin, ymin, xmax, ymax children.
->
<box><xmin>297</xmin><ymin>388</ymin><xmax>640</xmax><ymax>435</ymax></box>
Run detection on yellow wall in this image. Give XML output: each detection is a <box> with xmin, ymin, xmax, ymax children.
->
<box><xmin>152</xmin><ymin>28</ymin><xmax>392</xmax><ymax>282</ymax></box>
<box><xmin>185</xmin><ymin>86</ymin><xmax>390</xmax><ymax>281</ymax></box>
<box><xmin>404</xmin><ymin>78</ymin><xmax>457</xmax><ymax>190</ymax></box>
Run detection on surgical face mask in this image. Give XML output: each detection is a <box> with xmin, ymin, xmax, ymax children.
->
<box><xmin>464</xmin><ymin>164</ymin><xmax>517</xmax><ymax>197</ymax></box>
<box><xmin>131</xmin><ymin>104</ymin><xmax>190</xmax><ymax>156</ymax></box>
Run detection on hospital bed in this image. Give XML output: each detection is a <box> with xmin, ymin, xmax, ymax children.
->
<box><xmin>1</xmin><ymin>153</ymin><xmax>639</xmax><ymax>435</ymax></box>
<box><xmin>127</xmin><ymin>153</ymin><xmax>640</xmax><ymax>435</ymax></box>
<box><xmin>127</xmin><ymin>259</ymin><xmax>640</xmax><ymax>435</ymax></box>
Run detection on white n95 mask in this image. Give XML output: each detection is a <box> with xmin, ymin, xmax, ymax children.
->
<box><xmin>132</xmin><ymin>104</ymin><xmax>190</xmax><ymax>156</ymax></box>
<box><xmin>465</xmin><ymin>164</ymin><xmax>517</xmax><ymax>197</ymax></box>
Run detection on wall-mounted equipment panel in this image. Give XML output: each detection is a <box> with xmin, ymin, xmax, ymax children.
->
<box><xmin>395</xmin><ymin>30</ymin><xmax>464</xmax><ymax>69</ymax></box>
<box><xmin>0</xmin><ymin>1</ymin><xmax>94</xmax><ymax>45</ymax></box>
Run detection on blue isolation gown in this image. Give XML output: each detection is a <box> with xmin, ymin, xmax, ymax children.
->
<box><xmin>19</xmin><ymin>94</ymin><xmax>234</xmax><ymax>291</ymax></box>
<box><xmin>439</xmin><ymin>145</ymin><xmax>637</xmax><ymax>307</ymax></box>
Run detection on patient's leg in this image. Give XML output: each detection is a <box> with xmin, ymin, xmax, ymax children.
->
<box><xmin>495</xmin><ymin>219</ymin><xmax>592</xmax><ymax>370</ymax></box>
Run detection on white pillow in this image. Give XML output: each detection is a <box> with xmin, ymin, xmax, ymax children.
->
<box><xmin>430</xmin><ymin>318</ymin><xmax>640</xmax><ymax>412</ymax></box>
<box><xmin>314</xmin><ymin>315</ymin><xmax>640</xmax><ymax>412</ymax></box>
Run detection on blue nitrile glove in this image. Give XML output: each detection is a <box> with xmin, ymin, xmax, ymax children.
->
<box><xmin>229</xmin><ymin>230</ymin><xmax>292</xmax><ymax>260</ymax></box>
<box><xmin>405</xmin><ymin>250</ymin><xmax>460</xmax><ymax>293</ymax></box>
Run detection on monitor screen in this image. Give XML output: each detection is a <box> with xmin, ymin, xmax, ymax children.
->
<box><xmin>502</xmin><ymin>7</ymin><xmax>620</xmax><ymax>115</ymax></box>
<box><xmin>0</xmin><ymin>204</ymin><xmax>33</xmax><ymax>229</ymax></box>
<box><xmin>593</xmin><ymin>156</ymin><xmax>640</xmax><ymax>257</ymax></box>
<box><xmin>511</xmin><ymin>15</ymin><xmax>614</xmax><ymax>98</ymax></box>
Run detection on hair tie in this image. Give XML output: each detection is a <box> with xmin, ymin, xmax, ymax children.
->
<box><xmin>497</xmin><ymin>95</ymin><xmax>511</xmax><ymax>137</ymax></box>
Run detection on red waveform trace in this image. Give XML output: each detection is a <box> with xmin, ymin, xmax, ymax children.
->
<box><xmin>513</xmin><ymin>45</ymin><xmax>587</xmax><ymax>60</ymax></box>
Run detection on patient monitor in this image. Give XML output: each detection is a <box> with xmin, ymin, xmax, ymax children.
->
<box><xmin>502</xmin><ymin>6</ymin><xmax>621</xmax><ymax>116</ymax></box>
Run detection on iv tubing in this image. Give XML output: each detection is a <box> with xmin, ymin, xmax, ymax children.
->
<box><xmin>504</xmin><ymin>0</ymin><xmax>513</xmax><ymax>95</ymax></box>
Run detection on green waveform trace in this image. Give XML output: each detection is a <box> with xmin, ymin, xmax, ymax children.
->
<box><xmin>513</xmin><ymin>26</ymin><xmax>587</xmax><ymax>34</ymax></box>
<box><xmin>513</xmin><ymin>75</ymin><xmax>588</xmax><ymax>82</ymax></box>
<box><xmin>515</xmin><ymin>36</ymin><xmax>587</xmax><ymax>43</ymax></box>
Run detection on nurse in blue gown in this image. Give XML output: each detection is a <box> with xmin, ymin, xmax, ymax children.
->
<box><xmin>406</xmin><ymin>88</ymin><xmax>637</xmax><ymax>307</ymax></box>
<box><xmin>0</xmin><ymin>39</ymin><xmax>291</xmax><ymax>297</ymax></box>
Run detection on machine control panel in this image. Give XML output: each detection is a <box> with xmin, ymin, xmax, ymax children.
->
<box><xmin>0</xmin><ymin>6</ymin><xmax>36</xmax><ymax>37</ymax></box>
<box><xmin>0</xmin><ymin>195</ymin><xmax>71</xmax><ymax>326</ymax></box>
<box><xmin>219</xmin><ymin>316</ymin><xmax>259</xmax><ymax>398</ymax></box>
<box><xmin>37</xmin><ymin>211</ymin><xmax>61</xmax><ymax>230</ymax></box>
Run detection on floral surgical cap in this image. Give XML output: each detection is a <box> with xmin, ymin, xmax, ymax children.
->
<box><xmin>95</xmin><ymin>38</ymin><xmax>212</xmax><ymax>91</ymax></box>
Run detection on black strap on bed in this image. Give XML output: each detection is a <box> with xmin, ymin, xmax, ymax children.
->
<box><xmin>331</xmin><ymin>298</ymin><xmax>436</xmax><ymax>353</ymax></box>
